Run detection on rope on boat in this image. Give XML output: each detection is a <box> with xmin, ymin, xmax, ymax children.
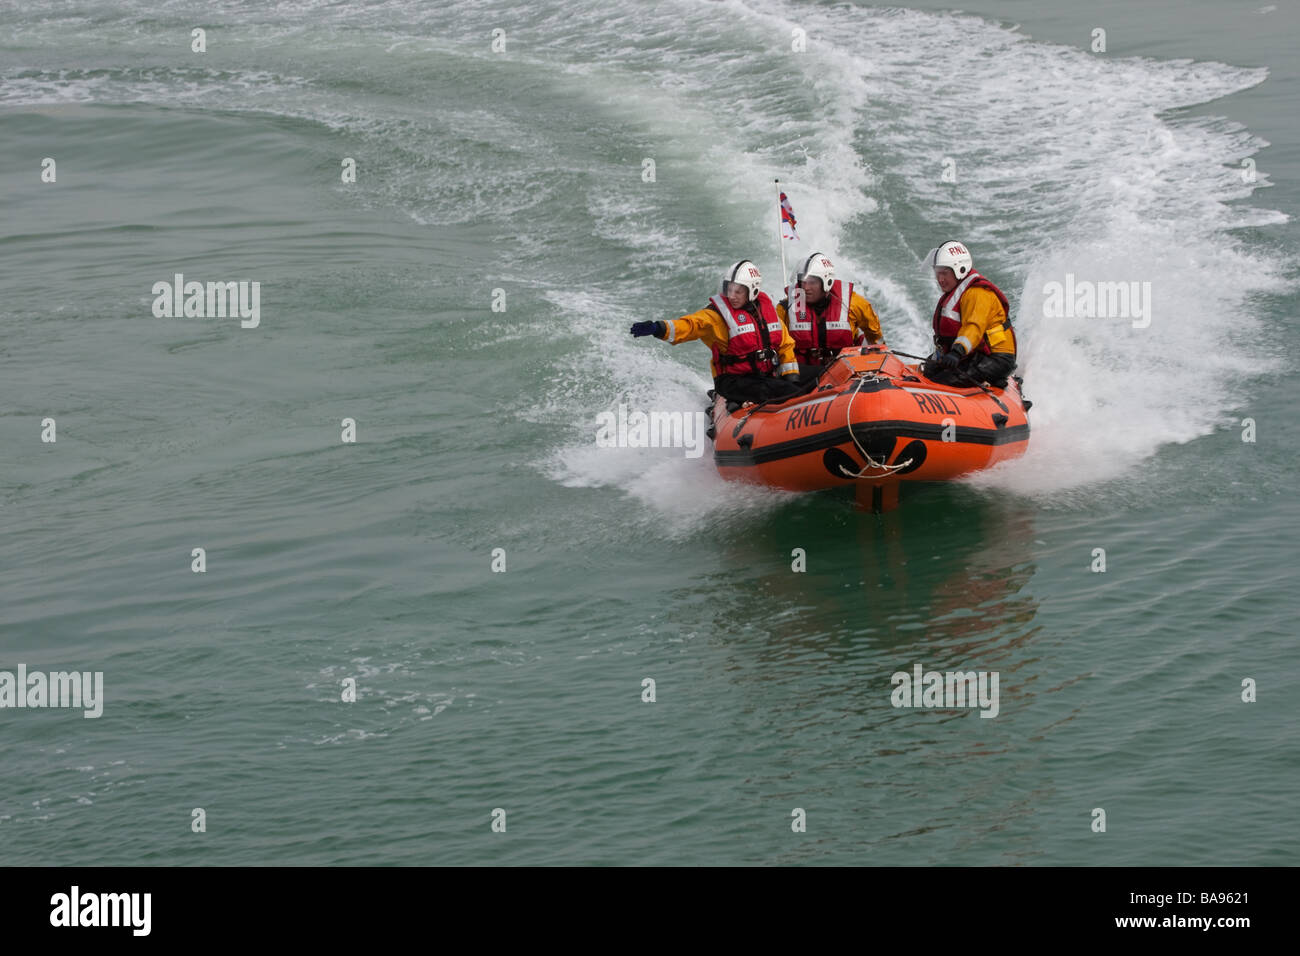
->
<box><xmin>840</xmin><ymin>374</ymin><xmax>913</xmax><ymax>479</ymax></box>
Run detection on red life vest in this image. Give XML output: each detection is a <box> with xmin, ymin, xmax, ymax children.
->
<box><xmin>786</xmin><ymin>279</ymin><xmax>856</xmax><ymax>364</ymax></box>
<box><xmin>931</xmin><ymin>271</ymin><xmax>1016</xmax><ymax>355</ymax></box>
<box><xmin>708</xmin><ymin>292</ymin><xmax>785</xmax><ymax>376</ymax></box>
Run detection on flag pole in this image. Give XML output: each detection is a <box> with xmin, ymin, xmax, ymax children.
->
<box><xmin>774</xmin><ymin>179</ymin><xmax>789</xmax><ymax>298</ymax></box>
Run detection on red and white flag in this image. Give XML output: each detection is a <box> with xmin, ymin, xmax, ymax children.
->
<box><xmin>780</xmin><ymin>191</ymin><xmax>799</xmax><ymax>240</ymax></box>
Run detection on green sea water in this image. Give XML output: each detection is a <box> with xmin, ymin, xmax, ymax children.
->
<box><xmin>1</xmin><ymin>0</ymin><xmax>1297</xmax><ymax>865</ymax></box>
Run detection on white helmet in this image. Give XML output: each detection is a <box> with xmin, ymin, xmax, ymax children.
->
<box><xmin>930</xmin><ymin>240</ymin><xmax>973</xmax><ymax>279</ymax></box>
<box><xmin>796</xmin><ymin>252</ymin><xmax>835</xmax><ymax>294</ymax></box>
<box><xmin>721</xmin><ymin>260</ymin><xmax>762</xmax><ymax>300</ymax></box>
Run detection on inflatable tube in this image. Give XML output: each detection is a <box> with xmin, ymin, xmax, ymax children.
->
<box><xmin>709</xmin><ymin>346</ymin><xmax>1029</xmax><ymax>507</ymax></box>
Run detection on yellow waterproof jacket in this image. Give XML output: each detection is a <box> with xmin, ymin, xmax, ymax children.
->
<box><xmin>662</xmin><ymin>304</ymin><xmax>799</xmax><ymax>379</ymax></box>
<box><xmin>777</xmin><ymin>290</ymin><xmax>885</xmax><ymax>347</ymax></box>
<box><xmin>951</xmin><ymin>286</ymin><xmax>1015</xmax><ymax>356</ymax></box>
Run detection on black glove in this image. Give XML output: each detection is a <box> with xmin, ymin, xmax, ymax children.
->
<box><xmin>630</xmin><ymin>321</ymin><xmax>664</xmax><ymax>338</ymax></box>
<box><xmin>938</xmin><ymin>349</ymin><xmax>962</xmax><ymax>369</ymax></box>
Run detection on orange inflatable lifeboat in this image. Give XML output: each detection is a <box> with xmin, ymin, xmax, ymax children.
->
<box><xmin>708</xmin><ymin>345</ymin><xmax>1030</xmax><ymax>511</ymax></box>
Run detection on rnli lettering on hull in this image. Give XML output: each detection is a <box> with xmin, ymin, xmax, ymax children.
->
<box><xmin>905</xmin><ymin>389</ymin><xmax>960</xmax><ymax>416</ymax></box>
<box><xmin>785</xmin><ymin>397</ymin><xmax>836</xmax><ymax>431</ymax></box>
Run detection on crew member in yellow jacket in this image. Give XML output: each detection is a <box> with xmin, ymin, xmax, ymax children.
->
<box><xmin>630</xmin><ymin>260</ymin><xmax>803</xmax><ymax>405</ymax></box>
<box><xmin>924</xmin><ymin>240</ymin><xmax>1018</xmax><ymax>388</ymax></box>
<box><xmin>776</xmin><ymin>251</ymin><xmax>885</xmax><ymax>371</ymax></box>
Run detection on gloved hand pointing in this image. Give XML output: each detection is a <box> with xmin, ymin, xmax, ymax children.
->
<box><xmin>630</xmin><ymin>321</ymin><xmax>665</xmax><ymax>338</ymax></box>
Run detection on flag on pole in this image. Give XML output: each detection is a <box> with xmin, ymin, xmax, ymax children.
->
<box><xmin>779</xmin><ymin>191</ymin><xmax>799</xmax><ymax>240</ymax></box>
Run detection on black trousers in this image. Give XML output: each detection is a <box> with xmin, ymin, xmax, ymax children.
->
<box><xmin>925</xmin><ymin>352</ymin><xmax>1017</xmax><ymax>388</ymax></box>
<box><xmin>713</xmin><ymin>368</ymin><xmax>817</xmax><ymax>404</ymax></box>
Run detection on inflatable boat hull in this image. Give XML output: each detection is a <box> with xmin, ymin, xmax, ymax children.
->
<box><xmin>709</xmin><ymin>347</ymin><xmax>1029</xmax><ymax>503</ymax></box>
